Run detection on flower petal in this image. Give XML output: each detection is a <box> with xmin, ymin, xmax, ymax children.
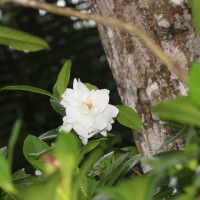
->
<box><xmin>66</xmin><ymin>105</ymin><xmax>81</xmax><ymax>119</ymax></box>
<box><xmin>103</xmin><ymin>104</ymin><xmax>119</xmax><ymax>119</ymax></box>
<box><xmin>89</xmin><ymin>89</ymin><xmax>109</xmax><ymax>113</ymax></box>
<box><xmin>59</xmin><ymin>123</ymin><xmax>72</xmax><ymax>133</ymax></box>
<box><xmin>79</xmin><ymin>136</ymin><xmax>88</xmax><ymax>145</ymax></box>
<box><xmin>76</xmin><ymin>79</ymin><xmax>90</xmax><ymax>95</ymax></box>
<box><xmin>77</xmin><ymin>115</ymin><xmax>95</xmax><ymax>129</ymax></box>
<box><xmin>94</xmin><ymin>113</ymin><xmax>109</xmax><ymax>130</ymax></box>
<box><xmin>73</xmin><ymin>123</ymin><xmax>90</xmax><ymax>138</ymax></box>
<box><xmin>100</xmin><ymin>131</ymin><xmax>107</xmax><ymax>137</ymax></box>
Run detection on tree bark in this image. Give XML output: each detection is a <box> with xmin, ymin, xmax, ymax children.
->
<box><xmin>89</xmin><ymin>0</ymin><xmax>200</xmax><ymax>169</ymax></box>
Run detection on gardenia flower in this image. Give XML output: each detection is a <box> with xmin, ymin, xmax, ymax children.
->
<box><xmin>60</xmin><ymin>79</ymin><xmax>119</xmax><ymax>145</ymax></box>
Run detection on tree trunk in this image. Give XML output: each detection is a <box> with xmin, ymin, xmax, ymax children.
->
<box><xmin>89</xmin><ymin>0</ymin><xmax>200</xmax><ymax>169</ymax></box>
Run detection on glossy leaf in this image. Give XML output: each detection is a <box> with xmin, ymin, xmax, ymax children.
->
<box><xmin>39</xmin><ymin>129</ymin><xmax>58</xmax><ymax>141</ymax></box>
<box><xmin>23</xmin><ymin>135</ymin><xmax>50</xmax><ymax>170</ymax></box>
<box><xmin>12</xmin><ymin>169</ymin><xmax>27</xmax><ymax>182</ymax></box>
<box><xmin>152</xmin><ymin>96</ymin><xmax>200</xmax><ymax>127</ymax></box>
<box><xmin>115</xmin><ymin>105</ymin><xmax>142</xmax><ymax>131</ymax></box>
<box><xmin>0</xmin><ymin>26</ymin><xmax>49</xmax><ymax>51</ymax></box>
<box><xmin>55</xmin><ymin>60</ymin><xmax>71</xmax><ymax>97</ymax></box>
<box><xmin>0</xmin><ymin>85</ymin><xmax>55</xmax><ymax>99</ymax></box>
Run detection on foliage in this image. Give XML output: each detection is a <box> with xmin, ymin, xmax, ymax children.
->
<box><xmin>0</xmin><ymin>43</ymin><xmax>142</xmax><ymax>199</ymax></box>
<box><xmin>0</xmin><ymin>26</ymin><xmax>49</xmax><ymax>51</ymax></box>
<box><xmin>189</xmin><ymin>0</ymin><xmax>200</xmax><ymax>36</ymax></box>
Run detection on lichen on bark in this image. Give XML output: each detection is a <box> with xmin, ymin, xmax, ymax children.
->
<box><xmin>89</xmin><ymin>0</ymin><xmax>200</xmax><ymax>170</ymax></box>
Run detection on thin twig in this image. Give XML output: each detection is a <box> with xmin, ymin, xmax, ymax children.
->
<box><xmin>1</xmin><ymin>0</ymin><xmax>188</xmax><ymax>83</ymax></box>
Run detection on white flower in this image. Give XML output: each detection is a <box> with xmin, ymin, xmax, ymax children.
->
<box><xmin>59</xmin><ymin>79</ymin><xmax>119</xmax><ymax>145</ymax></box>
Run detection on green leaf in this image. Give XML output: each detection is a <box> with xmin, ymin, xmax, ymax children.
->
<box><xmin>12</xmin><ymin>169</ymin><xmax>27</xmax><ymax>182</ymax></box>
<box><xmin>0</xmin><ymin>26</ymin><xmax>49</xmax><ymax>51</ymax></box>
<box><xmin>23</xmin><ymin>135</ymin><xmax>50</xmax><ymax>170</ymax></box>
<box><xmin>73</xmin><ymin>149</ymin><xmax>103</xmax><ymax>200</ymax></box>
<box><xmin>189</xmin><ymin>62</ymin><xmax>200</xmax><ymax>107</ymax></box>
<box><xmin>8</xmin><ymin>119</ymin><xmax>22</xmax><ymax>171</ymax></box>
<box><xmin>52</xmin><ymin>132</ymin><xmax>80</xmax><ymax>199</ymax></box>
<box><xmin>90</xmin><ymin>151</ymin><xmax>116</xmax><ymax>177</ymax></box>
<box><xmin>157</xmin><ymin>126</ymin><xmax>188</xmax><ymax>151</ymax></box>
<box><xmin>55</xmin><ymin>60</ymin><xmax>71</xmax><ymax>97</ymax></box>
<box><xmin>0</xmin><ymin>155</ymin><xmax>17</xmax><ymax>195</ymax></box>
<box><xmin>99</xmin><ymin>152</ymin><xmax>133</xmax><ymax>186</ymax></box>
<box><xmin>96</xmin><ymin>187</ymin><xmax>120</xmax><ymax>200</ymax></box>
<box><xmin>78</xmin><ymin>138</ymin><xmax>108</xmax><ymax>164</ymax></box>
<box><xmin>115</xmin><ymin>105</ymin><xmax>142</xmax><ymax>131</ymax></box>
<box><xmin>0</xmin><ymin>147</ymin><xmax>7</xmax><ymax>158</ymax></box>
<box><xmin>85</xmin><ymin>178</ymin><xmax>98</xmax><ymax>199</ymax></box>
<box><xmin>143</xmin><ymin>150</ymin><xmax>196</xmax><ymax>174</ymax></box>
<box><xmin>0</xmin><ymin>85</ymin><xmax>55</xmax><ymax>99</ymax></box>
<box><xmin>17</xmin><ymin>172</ymin><xmax>60</xmax><ymax>200</ymax></box>
<box><xmin>39</xmin><ymin>129</ymin><xmax>58</xmax><ymax>141</ymax></box>
<box><xmin>84</xmin><ymin>83</ymin><xmax>98</xmax><ymax>90</ymax></box>
<box><xmin>153</xmin><ymin>187</ymin><xmax>174</xmax><ymax>200</ymax></box>
<box><xmin>152</xmin><ymin>96</ymin><xmax>200</xmax><ymax>127</ymax></box>
<box><xmin>188</xmin><ymin>0</ymin><xmax>200</xmax><ymax>36</ymax></box>
<box><xmin>106</xmin><ymin>154</ymin><xmax>141</xmax><ymax>186</ymax></box>
<box><xmin>50</xmin><ymin>98</ymin><xmax>65</xmax><ymax>116</ymax></box>
<box><xmin>116</xmin><ymin>176</ymin><xmax>156</xmax><ymax>200</ymax></box>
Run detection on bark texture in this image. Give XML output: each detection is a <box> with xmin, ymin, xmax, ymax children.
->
<box><xmin>89</xmin><ymin>0</ymin><xmax>200</xmax><ymax>164</ymax></box>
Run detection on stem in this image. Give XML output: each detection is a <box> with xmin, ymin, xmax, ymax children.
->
<box><xmin>1</xmin><ymin>0</ymin><xmax>188</xmax><ymax>83</ymax></box>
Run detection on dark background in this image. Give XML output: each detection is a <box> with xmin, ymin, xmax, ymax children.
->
<box><xmin>0</xmin><ymin>0</ymin><xmax>132</xmax><ymax>171</ymax></box>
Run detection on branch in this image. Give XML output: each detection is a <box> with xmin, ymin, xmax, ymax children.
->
<box><xmin>1</xmin><ymin>0</ymin><xmax>188</xmax><ymax>83</ymax></box>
